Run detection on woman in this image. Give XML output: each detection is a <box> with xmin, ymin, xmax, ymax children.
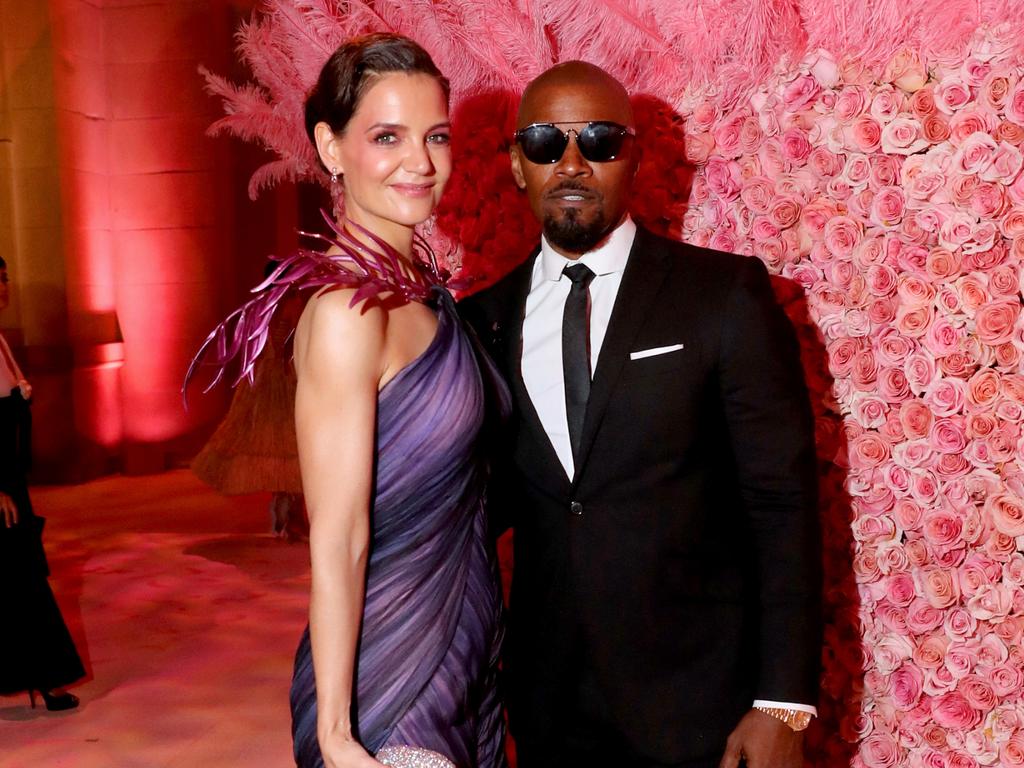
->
<box><xmin>0</xmin><ymin>255</ymin><xmax>85</xmax><ymax>711</ymax></box>
<box><xmin>191</xmin><ymin>35</ymin><xmax>507</xmax><ymax>768</ymax></box>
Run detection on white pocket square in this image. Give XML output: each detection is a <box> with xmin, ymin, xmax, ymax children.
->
<box><xmin>630</xmin><ymin>343</ymin><xmax>685</xmax><ymax>360</ymax></box>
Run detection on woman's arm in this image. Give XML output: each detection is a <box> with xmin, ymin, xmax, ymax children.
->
<box><xmin>293</xmin><ymin>289</ymin><xmax>387</xmax><ymax>768</ymax></box>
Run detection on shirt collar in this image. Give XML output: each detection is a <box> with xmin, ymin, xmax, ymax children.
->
<box><xmin>538</xmin><ymin>216</ymin><xmax>636</xmax><ymax>283</ymax></box>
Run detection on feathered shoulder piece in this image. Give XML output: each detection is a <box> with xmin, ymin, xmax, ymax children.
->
<box><xmin>185</xmin><ymin>211</ymin><xmax>467</xmax><ymax>396</ymax></box>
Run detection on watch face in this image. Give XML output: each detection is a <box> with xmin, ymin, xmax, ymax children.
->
<box><xmin>790</xmin><ymin>711</ymin><xmax>812</xmax><ymax>731</ymax></box>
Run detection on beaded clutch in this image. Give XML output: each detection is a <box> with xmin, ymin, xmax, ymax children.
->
<box><xmin>376</xmin><ymin>746</ymin><xmax>455</xmax><ymax>768</ymax></box>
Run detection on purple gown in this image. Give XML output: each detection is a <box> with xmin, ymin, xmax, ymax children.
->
<box><xmin>289</xmin><ymin>290</ymin><xmax>508</xmax><ymax>768</ymax></box>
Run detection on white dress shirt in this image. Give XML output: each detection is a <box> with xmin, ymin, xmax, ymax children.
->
<box><xmin>521</xmin><ymin>217</ymin><xmax>635</xmax><ymax>479</ymax></box>
<box><xmin>519</xmin><ymin>216</ymin><xmax>816</xmax><ymax>717</ymax></box>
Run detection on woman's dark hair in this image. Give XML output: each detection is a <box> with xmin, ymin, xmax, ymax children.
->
<box><xmin>304</xmin><ymin>33</ymin><xmax>449</xmax><ymax>155</ymax></box>
<box><xmin>0</xmin><ymin>256</ymin><xmax>6</xmax><ymax>269</ymax></box>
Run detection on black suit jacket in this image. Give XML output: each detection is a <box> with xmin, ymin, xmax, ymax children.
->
<box><xmin>461</xmin><ymin>227</ymin><xmax>822</xmax><ymax>763</ymax></box>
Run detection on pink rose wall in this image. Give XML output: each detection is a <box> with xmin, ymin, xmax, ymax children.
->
<box><xmin>207</xmin><ymin>2</ymin><xmax>1024</xmax><ymax>766</ymax></box>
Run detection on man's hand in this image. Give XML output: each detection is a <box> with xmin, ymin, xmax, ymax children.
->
<box><xmin>0</xmin><ymin>491</ymin><xmax>18</xmax><ymax>528</ymax></box>
<box><xmin>719</xmin><ymin>708</ymin><xmax>805</xmax><ymax>768</ymax></box>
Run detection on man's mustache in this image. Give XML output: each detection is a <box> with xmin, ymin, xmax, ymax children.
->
<box><xmin>545</xmin><ymin>182</ymin><xmax>602</xmax><ymax>200</ymax></box>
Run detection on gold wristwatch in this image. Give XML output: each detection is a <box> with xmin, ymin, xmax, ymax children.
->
<box><xmin>754</xmin><ymin>706</ymin><xmax>813</xmax><ymax>731</ymax></box>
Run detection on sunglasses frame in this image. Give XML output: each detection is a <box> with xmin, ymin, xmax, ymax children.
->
<box><xmin>513</xmin><ymin>121</ymin><xmax>636</xmax><ymax>164</ymax></box>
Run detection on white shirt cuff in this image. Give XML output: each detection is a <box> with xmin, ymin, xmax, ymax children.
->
<box><xmin>753</xmin><ymin>699</ymin><xmax>818</xmax><ymax>716</ymax></box>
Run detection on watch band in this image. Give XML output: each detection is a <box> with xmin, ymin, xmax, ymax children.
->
<box><xmin>754</xmin><ymin>705</ymin><xmax>813</xmax><ymax>731</ymax></box>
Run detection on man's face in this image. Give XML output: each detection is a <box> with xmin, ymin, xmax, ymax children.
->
<box><xmin>511</xmin><ymin>81</ymin><xmax>636</xmax><ymax>257</ymax></box>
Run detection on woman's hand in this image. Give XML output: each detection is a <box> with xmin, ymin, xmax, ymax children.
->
<box><xmin>0</xmin><ymin>491</ymin><xmax>17</xmax><ymax>528</ymax></box>
<box><xmin>317</xmin><ymin>730</ymin><xmax>385</xmax><ymax>768</ymax></box>
<box><xmin>17</xmin><ymin>378</ymin><xmax>31</xmax><ymax>400</ymax></box>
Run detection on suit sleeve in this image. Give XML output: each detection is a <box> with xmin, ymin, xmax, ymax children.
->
<box><xmin>457</xmin><ymin>292</ymin><xmax>515</xmax><ymax>539</ymax></box>
<box><xmin>717</xmin><ymin>256</ymin><xmax>822</xmax><ymax>706</ymax></box>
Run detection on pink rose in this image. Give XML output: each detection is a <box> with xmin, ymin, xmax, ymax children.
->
<box><xmin>923</xmin><ymin>507</ymin><xmax>964</xmax><ymax>547</ymax></box>
<box><xmin>961</xmin><ymin>221</ymin><xmax>998</xmax><ymax>255</ymax></box>
<box><xmin>997</xmin><ymin>119</ymin><xmax>1024</xmax><ymax>144</ymax></box>
<box><xmin>918</xmin><ymin>566</ymin><xmax>961</xmax><ymax>608</ymax></box>
<box><xmin>980</xmin><ymin>72</ymin><xmax>1014</xmax><ymax>110</ymax></box>
<box><xmin>967</xmin><ymin>368</ymin><xmax>1001</xmax><ymax>408</ymax></box>
<box><xmin>975</xmin><ymin>300</ymin><xmax>1021</xmax><ymax>345</ymax></box>
<box><xmin>861</xmin><ymin>732</ymin><xmax>903</xmax><ymax>768</ymax></box>
<box><xmin>900</xmin><ymin>401</ymin><xmax>933</xmax><ymax>438</ymax></box>
<box><xmin>987</xmin><ymin>493</ymin><xmax>1024</xmax><ymax>536</ymax></box>
<box><xmin>931</xmin><ymin>691</ymin><xmax>981</xmax><ymax>729</ymax></box>
<box><xmin>966</xmin><ymin>582</ymin><xmax>1014</xmax><ymax>621</ymax></box>
<box><xmin>1001</xmin><ymin>208</ymin><xmax>1024</xmax><ymax>238</ymax></box>
<box><xmin>922</xmin><ymin>114</ymin><xmax>952</xmax><ymax>143</ymax></box>
<box><xmin>930</xmin><ymin>417</ymin><xmax>968</xmax><ymax>453</ymax></box>
<box><xmin>885</xmin><ymin>49</ymin><xmax>928</xmax><ymax>93</ymax></box>
<box><xmin>953</xmin><ymin>132</ymin><xmax>1000</xmax><ymax>175</ymax></box>
<box><xmin>1007</xmin><ymin>80</ymin><xmax>1024</xmax><ymax>126</ymax></box>
<box><xmin>923</xmin><ymin>316</ymin><xmax>962</xmax><ymax>357</ymax></box>
<box><xmin>938</xmin><ymin>352</ymin><xmax>978</xmax><ymax>379</ymax></box>
<box><xmin>961</xmin><ymin>56</ymin><xmax>993</xmax><ymax>87</ymax></box>
<box><xmin>910</xmin><ymin>87</ymin><xmax>938</xmax><ymax>118</ymax></box>
<box><xmin>869</xmin><ymin>155</ymin><xmax>900</xmax><ymax>189</ymax></box>
<box><xmin>690</xmin><ymin>101</ymin><xmax>718</xmax><ymax>132</ymax></box>
<box><xmin>939</xmin><ymin>211</ymin><xmax>979</xmax><ymax>250</ymax></box>
<box><xmin>684</xmin><ymin>132</ymin><xmax>716</xmax><ymax>164</ymax></box>
<box><xmin>1000</xmin><ymin>734</ymin><xmax>1024</xmax><ymax>768</ymax></box>
<box><xmin>934</xmin><ymin>76</ymin><xmax>973</xmax><ymax>114</ymax></box>
<box><xmin>912</xmin><ymin>633</ymin><xmax>949</xmax><ymax>666</ymax></box>
<box><xmin>807</xmin><ymin>146</ymin><xmax>843</xmax><ymax>178</ymax></box>
<box><xmin>780</xmin><ymin>127</ymin><xmax>812</xmax><ymax>164</ymax></box>
<box><xmin>849</xmin><ymin>433</ymin><xmax>890</xmax><ymax>469</ymax></box>
<box><xmin>970</xmin><ymin>182</ymin><xmax>1007</xmax><ymax>219</ymax></box>
<box><xmin>849</xmin><ymin>115</ymin><xmax>883</xmax><ymax>152</ymax></box>
<box><xmin>835</xmin><ymin>85</ymin><xmax>868</xmax><ymax>122</ymax></box>
<box><xmin>925</xmin><ymin>247</ymin><xmax>962</xmax><ymax>280</ymax></box>
<box><xmin>737</xmin><ymin>116</ymin><xmax>763</xmax><ymax>154</ymax></box>
<box><xmin>822</xmin><ymin>216</ymin><xmax>860</xmax><ymax>258</ymax></box>
<box><xmin>870</xmin><ymin>85</ymin><xmax>904</xmax><ymax>122</ymax></box>
<box><xmin>877</xmin><ymin>367</ymin><xmax>911</xmax><ymax>402</ymax></box>
<box><xmin>738</xmin><ymin>177</ymin><xmax>775</xmax><ymax>215</ymax></box>
<box><xmin>890</xmin><ymin>662</ymin><xmax>924</xmax><ymax>708</ymax></box>
<box><xmin>782</xmin><ymin>74</ymin><xmax>820</xmax><ymax>112</ymax></box>
<box><xmin>995</xmin><ymin>341</ymin><xmax>1021</xmax><ymax>370</ymax></box>
<box><xmin>871</xmin><ymin>186</ymin><xmax>906</xmax><ymax>228</ymax></box>
<box><xmin>924</xmin><ymin>377</ymin><xmax>966</xmax><ymax>416</ymax></box>
<box><xmin>954</xmin><ymin>275</ymin><xmax>990</xmax><ymax>315</ymax></box>
<box><xmin>880</xmin><ymin>116</ymin><xmax>929</xmax><ymax>155</ymax></box>
<box><xmin>949</xmin><ymin>108</ymin><xmax>998</xmax><ymax>147</ymax></box>
<box><xmin>713</xmin><ymin>114</ymin><xmax>744</xmax><ymax>159</ymax></box>
<box><xmin>980</xmin><ymin>141</ymin><xmax>1024</xmax><ymax>184</ymax></box>
<box><xmin>989</xmin><ymin>663</ymin><xmax>1024</xmax><ymax>696</ymax></box>
<box><xmin>944</xmin><ymin>608</ymin><xmax>977</xmax><ymax>641</ymax></box>
<box><xmin>768</xmin><ymin>196</ymin><xmax>801</xmax><ymax>229</ymax></box>
<box><xmin>704</xmin><ymin>157</ymin><xmax>741</xmax><ymax>201</ymax></box>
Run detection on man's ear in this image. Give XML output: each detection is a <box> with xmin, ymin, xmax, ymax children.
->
<box><xmin>314</xmin><ymin>122</ymin><xmax>343</xmax><ymax>176</ymax></box>
<box><xmin>509</xmin><ymin>146</ymin><xmax>527</xmax><ymax>190</ymax></box>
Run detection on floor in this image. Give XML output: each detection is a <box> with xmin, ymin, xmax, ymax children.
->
<box><xmin>0</xmin><ymin>470</ymin><xmax>312</xmax><ymax>767</ymax></box>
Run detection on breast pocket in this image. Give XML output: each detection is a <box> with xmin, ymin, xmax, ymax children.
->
<box><xmin>622</xmin><ymin>343</ymin><xmax>689</xmax><ymax>377</ymax></box>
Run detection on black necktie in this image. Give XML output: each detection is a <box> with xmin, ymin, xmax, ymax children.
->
<box><xmin>562</xmin><ymin>263</ymin><xmax>596</xmax><ymax>466</ymax></box>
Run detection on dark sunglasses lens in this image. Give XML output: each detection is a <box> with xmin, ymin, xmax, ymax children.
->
<box><xmin>578</xmin><ymin>122</ymin><xmax>629</xmax><ymax>162</ymax></box>
<box><xmin>518</xmin><ymin>125</ymin><xmax>568</xmax><ymax>164</ymax></box>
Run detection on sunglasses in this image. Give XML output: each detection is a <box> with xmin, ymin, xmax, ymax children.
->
<box><xmin>514</xmin><ymin>121</ymin><xmax>635</xmax><ymax>164</ymax></box>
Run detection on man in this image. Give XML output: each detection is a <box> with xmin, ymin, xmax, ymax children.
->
<box><xmin>461</xmin><ymin>62</ymin><xmax>821</xmax><ymax>768</ymax></box>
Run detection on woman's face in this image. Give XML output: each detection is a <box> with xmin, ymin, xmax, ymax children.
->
<box><xmin>321</xmin><ymin>72</ymin><xmax>451</xmax><ymax>246</ymax></box>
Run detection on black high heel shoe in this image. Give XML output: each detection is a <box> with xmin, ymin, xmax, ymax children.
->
<box><xmin>29</xmin><ymin>689</ymin><xmax>80</xmax><ymax>711</ymax></box>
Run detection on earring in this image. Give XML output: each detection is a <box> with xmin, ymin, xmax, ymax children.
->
<box><xmin>330</xmin><ymin>167</ymin><xmax>339</xmax><ymax>184</ymax></box>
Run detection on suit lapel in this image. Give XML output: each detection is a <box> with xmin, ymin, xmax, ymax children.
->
<box><xmin>573</xmin><ymin>228</ymin><xmax>673</xmax><ymax>484</ymax></box>
<box><xmin>498</xmin><ymin>252</ymin><xmax>573</xmax><ymax>498</ymax></box>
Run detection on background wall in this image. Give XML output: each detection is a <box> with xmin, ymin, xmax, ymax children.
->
<box><xmin>206</xmin><ymin>3</ymin><xmax>1024</xmax><ymax>767</ymax></box>
<box><xmin>0</xmin><ymin>0</ymin><xmax>305</xmax><ymax>479</ymax></box>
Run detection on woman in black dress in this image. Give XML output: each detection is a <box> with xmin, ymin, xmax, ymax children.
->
<box><xmin>0</xmin><ymin>255</ymin><xmax>84</xmax><ymax>710</ymax></box>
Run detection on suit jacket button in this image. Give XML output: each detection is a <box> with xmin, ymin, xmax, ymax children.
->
<box><xmin>570</xmin><ymin>501</ymin><xmax>583</xmax><ymax>516</ymax></box>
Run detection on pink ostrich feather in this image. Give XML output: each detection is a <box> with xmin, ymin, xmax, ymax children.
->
<box><xmin>205</xmin><ymin>0</ymin><xmax>1024</xmax><ymax>203</ymax></box>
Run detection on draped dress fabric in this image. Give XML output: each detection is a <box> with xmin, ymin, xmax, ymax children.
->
<box><xmin>290</xmin><ymin>290</ymin><xmax>508</xmax><ymax>768</ymax></box>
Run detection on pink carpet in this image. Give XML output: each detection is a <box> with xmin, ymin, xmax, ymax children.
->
<box><xmin>0</xmin><ymin>470</ymin><xmax>311</xmax><ymax>766</ymax></box>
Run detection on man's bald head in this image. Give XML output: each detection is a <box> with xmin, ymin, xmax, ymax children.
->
<box><xmin>517</xmin><ymin>61</ymin><xmax>633</xmax><ymax>129</ymax></box>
